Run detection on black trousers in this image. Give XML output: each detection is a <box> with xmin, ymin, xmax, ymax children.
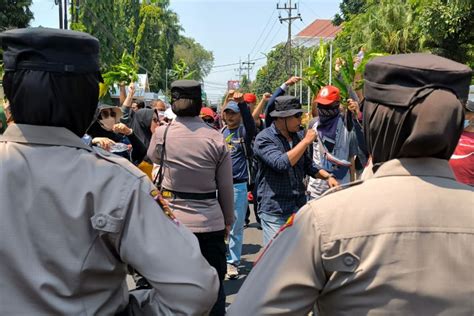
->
<box><xmin>194</xmin><ymin>230</ymin><xmax>227</xmax><ymax>316</ymax></box>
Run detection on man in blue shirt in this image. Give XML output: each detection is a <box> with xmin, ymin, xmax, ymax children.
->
<box><xmin>254</xmin><ymin>96</ymin><xmax>338</xmax><ymax>245</ymax></box>
<box><xmin>222</xmin><ymin>92</ymin><xmax>256</xmax><ymax>278</ymax></box>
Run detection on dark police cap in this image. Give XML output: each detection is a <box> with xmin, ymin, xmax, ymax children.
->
<box><xmin>171</xmin><ymin>80</ymin><xmax>202</xmax><ymax>102</ymax></box>
<box><xmin>364</xmin><ymin>53</ymin><xmax>472</xmax><ymax>107</ymax></box>
<box><xmin>270</xmin><ymin>96</ymin><xmax>303</xmax><ymax>117</ymax></box>
<box><xmin>0</xmin><ymin>27</ymin><xmax>100</xmax><ymax>74</ymax></box>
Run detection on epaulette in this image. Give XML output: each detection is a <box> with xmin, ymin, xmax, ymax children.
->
<box><xmin>319</xmin><ymin>179</ymin><xmax>365</xmax><ymax>199</ymax></box>
<box><xmin>91</xmin><ymin>146</ymin><xmax>146</xmax><ymax>179</ymax></box>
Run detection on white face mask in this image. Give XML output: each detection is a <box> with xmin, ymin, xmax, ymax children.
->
<box><xmin>99</xmin><ymin>117</ymin><xmax>116</xmax><ymax>131</ymax></box>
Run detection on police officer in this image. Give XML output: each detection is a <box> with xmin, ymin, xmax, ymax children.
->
<box><xmin>228</xmin><ymin>53</ymin><xmax>473</xmax><ymax>315</ymax></box>
<box><xmin>148</xmin><ymin>80</ymin><xmax>235</xmax><ymax>316</ymax></box>
<box><xmin>0</xmin><ymin>28</ymin><xmax>218</xmax><ymax>315</ymax></box>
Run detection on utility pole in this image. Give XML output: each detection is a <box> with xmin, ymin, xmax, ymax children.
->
<box><xmin>277</xmin><ymin>0</ymin><xmax>302</xmax><ymax>76</ymax></box>
<box><xmin>63</xmin><ymin>0</ymin><xmax>68</xmax><ymax>30</ymax></box>
<box><xmin>55</xmin><ymin>0</ymin><xmax>63</xmax><ymax>29</ymax></box>
<box><xmin>241</xmin><ymin>54</ymin><xmax>256</xmax><ymax>81</ymax></box>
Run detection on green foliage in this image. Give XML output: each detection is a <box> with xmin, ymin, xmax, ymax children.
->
<box><xmin>333</xmin><ymin>0</ymin><xmax>366</xmax><ymax>26</ymax></box>
<box><xmin>416</xmin><ymin>0</ymin><xmax>474</xmax><ymax>67</ymax></box>
<box><xmin>170</xmin><ymin>59</ymin><xmax>196</xmax><ymax>81</ymax></box>
<box><xmin>173</xmin><ymin>36</ymin><xmax>214</xmax><ymax>81</ymax></box>
<box><xmin>253</xmin><ymin>43</ymin><xmax>309</xmax><ymax>95</ymax></box>
<box><xmin>0</xmin><ymin>0</ymin><xmax>33</xmax><ymax>31</ymax></box>
<box><xmin>72</xmin><ymin>0</ymin><xmax>184</xmax><ymax>91</ymax></box>
<box><xmin>100</xmin><ymin>52</ymin><xmax>139</xmax><ymax>100</ymax></box>
<box><xmin>335</xmin><ymin>0</ymin><xmax>421</xmax><ymax>55</ymax></box>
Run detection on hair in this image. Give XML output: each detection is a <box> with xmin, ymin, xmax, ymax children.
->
<box><xmin>171</xmin><ymin>98</ymin><xmax>202</xmax><ymax>117</ymax></box>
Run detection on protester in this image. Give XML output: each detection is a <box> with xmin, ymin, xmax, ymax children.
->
<box><xmin>449</xmin><ymin>96</ymin><xmax>474</xmax><ymax>186</ymax></box>
<box><xmin>307</xmin><ymin>85</ymin><xmax>367</xmax><ymax>199</ymax></box>
<box><xmin>86</xmin><ymin>104</ymin><xmax>147</xmax><ymax>165</ymax></box>
<box><xmin>221</xmin><ymin>92</ymin><xmax>256</xmax><ymax>279</ymax></box>
<box><xmin>253</xmin><ymin>95</ymin><xmax>338</xmax><ymax>245</ymax></box>
<box><xmin>200</xmin><ymin>106</ymin><xmax>217</xmax><ymax>126</ymax></box>
<box><xmin>148</xmin><ymin>80</ymin><xmax>234</xmax><ymax>316</ymax></box>
<box><xmin>209</xmin><ymin>103</ymin><xmax>223</xmax><ymax>129</ymax></box>
<box><xmin>264</xmin><ymin>76</ymin><xmax>302</xmax><ymax>128</ymax></box>
<box><xmin>228</xmin><ymin>53</ymin><xmax>473</xmax><ymax>315</ymax></box>
<box><xmin>0</xmin><ymin>27</ymin><xmax>219</xmax><ymax>315</ymax></box>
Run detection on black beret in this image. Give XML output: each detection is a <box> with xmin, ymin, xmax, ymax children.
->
<box><xmin>364</xmin><ymin>53</ymin><xmax>472</xmax><ymax>107</ymax></box>
<box><xmin>0</xmin><ymin>27</ymin><xmax>100</xmax><ymax>74</ymax></box>
<box><xmin>270</xmin><ymin>96</ymin><xmax>303</xmax><ymax>117</ymax></box>
<box><xmin>171</xmin><ymin>80</ymin><xmax>201</xmax><ymax>102</ymax></box>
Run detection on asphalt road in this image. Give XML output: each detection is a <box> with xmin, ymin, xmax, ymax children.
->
<box><xmin>224</xmin><ymin>210</ymin><xmax>263</xmax><ymax>307</ymax></box>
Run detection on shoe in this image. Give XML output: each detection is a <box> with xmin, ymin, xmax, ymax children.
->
<box><xmin>226</xmin><ymin>263</ymin><xmax>239</xmax><ymax>280</ymax></box>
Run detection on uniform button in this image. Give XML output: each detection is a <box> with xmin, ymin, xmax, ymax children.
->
<box><xmin>343</xmin><ymin>255</ymin><xmax>355</xmax><ymax>266</ymax></box>
<box><xmin>96</xmin><ymin>216</ymin><xmax>107</xmax><ymax>228</ymax></box>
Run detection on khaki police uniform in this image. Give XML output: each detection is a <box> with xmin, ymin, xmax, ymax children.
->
<box><xmin>228</xmin><ymin>158</ymin><xmax>474</xmax><ymax>315</ymax></box>
<box><xmin>0</xmin><ymin>124</ymin><xmax>219</xmax><ymax>315</ymax></box>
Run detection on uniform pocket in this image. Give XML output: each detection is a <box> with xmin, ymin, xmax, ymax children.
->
<box><xmin>322</xmin><ymin>251</ymin><xmax>360</xmax><ymax>273</ymax></box>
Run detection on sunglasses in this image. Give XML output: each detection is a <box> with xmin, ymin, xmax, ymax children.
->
<box><xmin>293</xmin><ymin>112</ymin><xmax>303</xmax><ymax>118</ymax></box>
<box><xmin>101</xmin><ymin>109</ymin><xmax>117</xmax><ymax>119</ymax></box>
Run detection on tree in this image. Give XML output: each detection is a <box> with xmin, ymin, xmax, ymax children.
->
<box><xmin>71</xmin><ymin>0</ymin><xmax>183</xmax><ymax>91</ymax></box>
<box><xmin>333</xmin><ymin>0</ymin><xmax>366</xmax><ymax>26</ymax></box>
<box><xmin>173</xmin><ymin>36</ymin><xmax>214</xmax><ymax>82</ymax></box>
<box><xmin>334</xmin><ymin>0</ymin><xmax>421</xmax><ymax>55</ymax></box>
<box><xmin>416</xmin><ymin>0</ymin><xmax>474</xmax><ymax>68</ymax></box>
<box><xmin>0</xmin><ymin>0</ymin><xmax>33</xmax><ymax>31</ymax></box>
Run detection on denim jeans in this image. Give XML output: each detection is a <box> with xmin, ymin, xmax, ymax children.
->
<box><xmin>226</xmin><ymin>182</ymin><xmax>248</xmax><ymax>266</ymax></box>
<box><xmin>260</xmin><ymin>212</ymin><xmax>292</xmax><ymax>246</ymax></box>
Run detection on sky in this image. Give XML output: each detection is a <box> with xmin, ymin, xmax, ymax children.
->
<box><xmin>30</xmin><ymin>0</ymin><xmax>341</xmax><ymax>103</ymax></box>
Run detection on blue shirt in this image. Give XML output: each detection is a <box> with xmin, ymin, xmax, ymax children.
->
<box><xmin>222</xmin><ymin>101</ymin><xmax>256</xmax><ymax>182</ymax></box>
<box><xmin>253</xmin><ymin>123</ymin><xmax>321</xmax><ymax>216</ymax></box>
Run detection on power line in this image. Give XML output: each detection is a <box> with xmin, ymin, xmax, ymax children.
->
<box><xmin>248</xmin><ymin>9</ymin><xmax>278</xmax><ymax>60</ymax></box>
<box><xmin>251</xmin><ymin>18</ymin><xmax>280</xmax><ymax>61</ymax></box>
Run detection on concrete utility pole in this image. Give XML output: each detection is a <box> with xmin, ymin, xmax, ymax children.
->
<box><xmin>277</xmin><ymin>0</ymin><xmax>302</xmax><ymax>76</ymax></box>
<box><xmin>241</xmin><ymin>54</ymin><xmax>256</xmax><ymax>81</ymax></box>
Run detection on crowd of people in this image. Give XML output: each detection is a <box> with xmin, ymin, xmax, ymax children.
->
<box><xmin>1</xmin><ymin>27</ymin><xmax>473</xmax><ymax>315</ymax></box>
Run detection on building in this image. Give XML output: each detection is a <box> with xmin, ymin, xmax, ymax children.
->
<box><xmin>293</xmin><ymin>19</ymin><xmax>342</xmax><ymax>47</ymax></box>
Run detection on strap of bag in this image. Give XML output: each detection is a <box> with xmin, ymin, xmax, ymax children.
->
<box><xmin>153</xmin><ymin>122</ymin><xmax>172</xmax><ymax>189</ymax></box>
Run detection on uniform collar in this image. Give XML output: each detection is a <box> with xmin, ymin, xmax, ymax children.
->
<box><xmin>0</xmin><ymin>124</ymin><xmax>92</xmax><ymax>152</ymax></box>
<box><xmin>174</xmin><ymin>116</ymin><xmax>202</xmax><ymax>123</ymax></box>
<box><xmin>372</xmin><ymin>158</ymin><xmax>456</xmax><ymax>180</ymax></box>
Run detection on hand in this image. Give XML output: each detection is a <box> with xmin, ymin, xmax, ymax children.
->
<box><xmin>233</xmin><ymin>92</ymin><xmax>244</xmax><ymax>103</ymax></box>
<box><xmin>327</xmin><ymin>176</ymin><xmax>339</xmax><ymax>188</ymax></box>
<box><xmin>224</xmin><ymin>224</ymin><xmax>231</xmax><ymax>241</ymax></box>
<box><xmin>285</xmin><ymin>76</ymin><xmax>302</xmax><ymax>86</ymax></box>
<box><xmin>112</xmin><ymin>123</ymin><xmax>133</xmax><ymax>135</ymax></box>
<box><xmin>303</xmin><ymin>128</ymin><xmax>317</xmax><ymax>145</ymax></box>
<box><xmin>92</xmin><ymin>137</ymin><xmax>116</xmax><ymax>151</ymax></box>
<box><xmin>262</xmin><ymin>92</ymin><xmax>272</xmax><ymax>101</ymax></box>
<box><xmin>347</xmin><ymin>99</ymin><xmax>360</xmax><ymax>115</ymax></box>
<box><xmin>128</xmin><ymin>82</ymin><xmax>136</xmax><ymax>95</ymax></box>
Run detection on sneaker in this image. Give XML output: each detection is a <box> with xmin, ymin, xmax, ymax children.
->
<box><xmin>226</xmin><ymin>263</ymin><xmax>239</xmax><ymax>280</ymax></box>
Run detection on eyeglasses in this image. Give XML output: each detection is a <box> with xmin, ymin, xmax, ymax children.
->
<box><xmin>101</xmin><ymin>109</ymin><xmax>117</xmax><ymax>119</ymax></box>
<box><xmin>152</xmin><ymin>117</ymin><xmax>159</xmax><ymax>123</ymax></box>
<box><xmin>293</xmin><ymin>112</ymin><xmax>303</xmax><ymax>119</ymax></box>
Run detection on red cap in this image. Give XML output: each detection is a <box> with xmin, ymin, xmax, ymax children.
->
<box><xmin>315</xmin><ymin>85</ymin><xmax>340</xmax><ymax>105</ymax></box>
<box><xmin>244</xmin><ymin>93</ymin><xmax>257</xmax><ymax>104</ymax></box>
<box><xmin>200</xmin><ymin>107</ymin><xmax>216</xmax><ymax>118</ymax></box>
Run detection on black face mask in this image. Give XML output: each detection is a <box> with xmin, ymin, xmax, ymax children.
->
<box><xmin>4</xmin><ymin>70</ymin><xmax>100</xmax><ymax>137</ymax></box>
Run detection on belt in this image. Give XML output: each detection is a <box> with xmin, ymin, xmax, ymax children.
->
<box><xmin>233</xmin><ymin>178</ymin><xmax>247</xmax><ymax>184</ymax></box>
<box><xmin>162</xmin><ymin>189</ymin><xmax>217</xmax><ymax>200</ymax></box>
